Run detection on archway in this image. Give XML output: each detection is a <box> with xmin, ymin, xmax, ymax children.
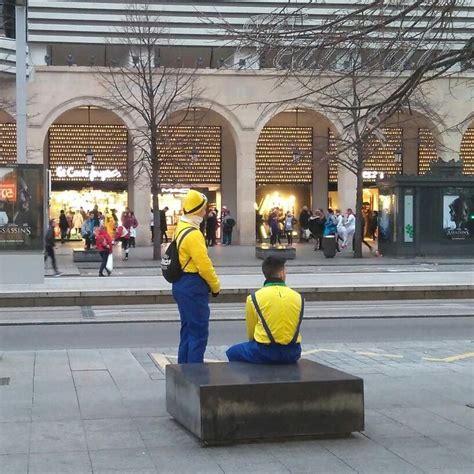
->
<box><xmin>0</xmin><ymin>109</ymin><xmax>16</xmax><ymax>164</ymax></box>
<box><xmin>44</xmin><ymin>106</ymin><xmax>130</xmax><ymax>238</ymax></box>
<box><xmin>255</xmin><ymin>108</ymin><xmax>337</xmax><ymax>242</ymax></box>
<box><xmin>153</xmin><ymin>107</ymin><xmax>237</xmax><ymax>241</ymax></box>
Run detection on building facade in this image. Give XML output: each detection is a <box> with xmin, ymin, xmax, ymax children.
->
<box><xmin>1</xmin><ymin>1</ymin><xmax>473</xmax><ymax>245</ymax></box>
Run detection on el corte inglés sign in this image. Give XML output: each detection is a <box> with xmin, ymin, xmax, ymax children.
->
<box><xmin>55</xmin><ymin>166</ymin><xmax>122</xmax><ymax>182</ymax></box>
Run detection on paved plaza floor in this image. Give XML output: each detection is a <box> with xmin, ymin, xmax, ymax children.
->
<box><xmin>1</xmin><ymin>340</ymin><xmax>473</xmax><ymax>473</ymax></box>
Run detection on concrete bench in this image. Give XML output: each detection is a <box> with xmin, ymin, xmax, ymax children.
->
<box><xmin>72</xmin><ymin>249</ymin><xmax>102</xmax><ymax>263</ymax></box>
<box><xmin>166</xmin><ymin>359</ymin><xmax>364</xmax><ymax>445</ymax></box>
<box><xmin>256</xmin><ymin>244</ymin><xmax>296</xmax><ymax>260</ymax></box>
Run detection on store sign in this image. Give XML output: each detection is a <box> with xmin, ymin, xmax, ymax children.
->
<box><xmin>161</xmin><ymin>187</ymin><xmax>190</xmax><ymax>194</ymax></box>
<box><xmin>363</xmin><ymin>170</ymin><xmax>385</xmax><ymax>180</ymax></box>
<box><xmin>55</xmin><ymin>166</ymin><xmax>122</xmax><ymax>182</ymax></box>
<box><xmin>0</xmin><ymin>181</ymin><xmax>17</xmax><ymax>201</ymax></box>
<box><xmin>0</xmin><ymin>164</ymin><xmax>44</xmax><ymax>251</ymax></box>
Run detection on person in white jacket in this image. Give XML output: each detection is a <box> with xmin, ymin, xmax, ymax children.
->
<box><xmin>344</xmin><ymin>208</ymin><xmax>356</xmax><ymax>250</ymax></box>
<box><xmin>335</xmin><ymin>209</ymin><xmax>347</xmax><ymax>249</ymax></box>
<box><xmin>73</xmin><ymin>210</ymin><xmax>84</xmax><ymax>236</ymax></box>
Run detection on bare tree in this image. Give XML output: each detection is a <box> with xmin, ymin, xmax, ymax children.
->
<box><xmin>214</xmin><ymin>0</ymin><xmax>471</xmax><ymax>257</ymax></box>
<box><xmin>100</xmin><ymin>1</ymin><xmax>202</xmax><ymax>260</ymax></box>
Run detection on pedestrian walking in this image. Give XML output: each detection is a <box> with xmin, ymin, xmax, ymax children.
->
<box><xmin>159</xmin><ymin>206</ymin><xmax>169</xmax><ymax>243</ymax></box>
<box><xmin>150</xmin><ymin>208</ymin><xmax>154</xmax><ymax>242</ymax></box>
<box><xmin>59</xmin><ymin>209</ymin><xmax>69</xmax><ymax>243</ymax></box>
<box><xmin>95</xmin><ymin>224</ymin><xmax>113</xmax><ymax>276</ymax></box>
<box><xmin>172</xmin><ymin>189</ymin><xmax>220</xmax><ymax>363</ymax></box>
<box><xmin>128</xmin><ymin>211</ymin><xmax>139</xmax><ymax>248</ymax></box>
<box><xmin>369</xmin><ymin>210</ymin><xmax>378</xmax><ymax>240</ymax></box>
<box><xmin>221</xmin><ymin>208</ymin><xmax>236</xmax><ymax>245</ymax></box>
<box><xmin>113</xmin><ymin>217</ymin><xmax>130</xmax><ymax>260</ymax></box>
<box><xmin>44</xmin><ymin>219</ymin><xmax>62</xmax><ymax>276</ymax></box>
<box><xmin>283</xmin><ymin>211</ymin><xmax>297</xmax><ymax>246</ymax></box>
<box><xmin>299</xmin><ymin>206</ymin><xmax>311</xmax><ymax>242</ymax></box>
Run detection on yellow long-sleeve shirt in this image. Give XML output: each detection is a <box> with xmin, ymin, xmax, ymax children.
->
<box><xmin>246</xmin><ymin>281</ymin><xmax>303</xmax><ymax>345</ymax></box>
<box><xmin>175</xmin><ymin>220</ymin><xmax>220</xmax><ymax>294</ymax></box>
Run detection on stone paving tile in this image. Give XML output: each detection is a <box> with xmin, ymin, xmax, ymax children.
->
<box><xmin>206</xmin><ymin>443</ymin><xmax>278</xmax><ymax>466</ymax></box>
<box><xmin>133</xmin><ymin>416</ymin><xmax>198</xmax><ymax>448</ymax></box>
<box><xmin>148</xmin><ymin>446</ymin><xmax>224</xmax><ymax>473</ymax></box>
<box><xmin>72</xmin><ymin>369</ymin><xmax>115</xmax><ymax>387</ymax></box>
<box><xmin>89</xmin><ymin>448</ymin><xmax>156</xmax><ymax>472</ymax></box>
<box><xmin>93</xmin><ymin>470</ymin><xmax>157</xmax><ymax>474</ymax></box>
<box><xmin>0</xmin><ymin>422</ymin><xmax>31</xmax><ymax>455</ymax></box>
<box><xmin>0</xmin><ymin>453</ymin><xmax>28</xmax><ymax>474</ymax></box>
<box><xmin>0</xmin><ymin>401</ymin><xmax>32</xmax><ymax>423</ymax></box>
<box><xmin>429</xmin><ymin>434</ymin><xmax>474</xmax><ymax>462</ymax></box>
<box><xmin>68</xmin><ymin>349</ymin><xmax>106</xmax><ymax>371</ymax></box>
<box><xmin>267</xmin><ymin>440</ymin><xmax>356</xmax><ymax>473</ymax></box>
<box><xmin>28</xmin><ymin>450</ymin><xmax>92</xmax><ymax>474</ymax></box>
<box><xmin>83</xmin><ymin>418</ymin><xmax>146</xmax><ymax>451</ymax></box>
<box><xmin>384</xmin><ymin>445</ymin><xmax>474</xmax><ymax>471</ymax></box>
<box><xmin>340</xmin><ymin>456</ymin><xmax>423</xmax><ymax>474</ymax></box>
<box><xmin>423</xmin><ymin>404</ymin><xmax>474</xmax><ymax>431</ymax></box>
<box><xmin>29</xmin><ymin>420</ymin><xmax>87</xmax><ymax>453</ymax></box>
<box><xmin>220</xmin><ymin>460</ymin><xmax>290</xmax><ymax>473</ymax></box>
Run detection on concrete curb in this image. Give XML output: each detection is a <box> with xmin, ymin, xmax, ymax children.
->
<box><xmin>1</xmin><ymin>284</ymin><xmax>473</xmax><ymax>307</ymax></box>
<box><xmin>1</xmin><ymin>312</ymin><xmax>473</xmax><ymax>326</ymax></box>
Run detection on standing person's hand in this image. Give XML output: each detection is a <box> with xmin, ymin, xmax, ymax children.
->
<box><xmin>212</xmin><ymin>292</ymin><xmax>219</xmax><ymax>298</ymax></box>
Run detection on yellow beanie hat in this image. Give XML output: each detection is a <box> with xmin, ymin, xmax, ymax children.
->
<box><xmin>183</xmin><ymin>190</ymin><xmax>207</xmax><ymax>215</ymax></box>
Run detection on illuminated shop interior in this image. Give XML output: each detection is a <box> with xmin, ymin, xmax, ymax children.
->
<box><xmin>460</xmin><ymin>127</ymin><xmax>474</xmax><ymax>175</ymax></box>
<box><xmin>156</xmin><ymin>124</ymin><xmax>223</xmax><ymax>232</ymax></box>
<box><xmin>47</xmin><ymin>109</ymin><xmax>129</xmax><ymax>233</ymax></box>
<box><xmin>0</xmin><ymin>123</ymin><xmax>16</xmax><ymax>164</ymax></box>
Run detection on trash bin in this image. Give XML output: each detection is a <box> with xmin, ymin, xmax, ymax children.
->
<box><xmin>322</xmin><ymin>235</ymin><xmax>337</xmax><ymax>258</ymax></box>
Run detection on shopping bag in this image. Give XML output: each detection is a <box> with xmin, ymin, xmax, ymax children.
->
<box><xmin>106</xmin><ymin>253</ymin><xmax>114</xmax><ymax>272</ymax></box>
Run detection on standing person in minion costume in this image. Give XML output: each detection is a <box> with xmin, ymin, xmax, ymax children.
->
<box><xmin>226</xmin><ymin>256</ymin><xmax>304</xmax><ymax>364</ymax></box>
<box><xmin>173</xmin><ymin>190</ymin><xmax>221</xmax><ymax>363</ymax></box>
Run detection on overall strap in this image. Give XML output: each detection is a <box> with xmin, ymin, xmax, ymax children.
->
<box><xmin>251</xmin><ymin>293</ymin><xmax>276</xmax><ymax>344</ymax></box>
<box><xmin>289</xmin><ymin>294</ymin><xmax>305</xmax><ymax>345</ymax></box>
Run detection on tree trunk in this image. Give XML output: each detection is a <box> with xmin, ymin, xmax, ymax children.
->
<box><xmin>150</xmin><ymin>131</ymin><xmax>162</xmax><ymax>261</ymax></box>
<box><xmin>353</xmin><ymin>167</ymin><xmax>364</xmax><ymax>258</ymax></box>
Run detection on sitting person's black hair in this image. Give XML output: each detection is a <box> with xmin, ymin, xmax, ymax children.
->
<box><xmin>262</xmin><ymin>256</ymin><xmax>286</xmax><ymax>280</ymax></box>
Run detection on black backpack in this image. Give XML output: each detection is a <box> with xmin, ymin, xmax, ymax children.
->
<box><xmin>161</xmin><ymin>227</ymin><xmax>197</xmax><ymax>283</ymax></box>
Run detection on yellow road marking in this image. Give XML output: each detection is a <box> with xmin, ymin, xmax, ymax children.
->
<box><xmin>149</xmin><ymin>353</ymin><xmax>171</xmax><ymax>370</ymax></box>
<box><xmin>302</xmin><ymin>349</ymin><xmax>340</xmax><ymax>356</ymax></box>
<box><xmin>163</xmin><ymin>354</ymin><xmax>221</xmax><ymax>363</ymax></box>
<box><xmin>423</xmin><ymin>352</ymin><xmax>474</xmax><ymax>363</ymax></box>
<box><xmin>357</xmin><ymin>351</ymin><xmax>403</xmax><ymax>359</ymax></box>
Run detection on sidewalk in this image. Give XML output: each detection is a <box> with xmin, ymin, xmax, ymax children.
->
<box><xmin>1</xmin><ymin>340</ymin><xmax>473</xmax><ymax>473</ymax></box>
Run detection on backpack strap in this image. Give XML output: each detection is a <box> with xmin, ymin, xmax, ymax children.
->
<box><xmin>175</xmin><ymin>227</ymin><xmax>197</xmax><ymax>272</ymax></box>
<box><xmin>251</xmin><ymin>293</ymin><xmax>276</xmax><ymax>344</ymax></box>
<box><xmin>289</xmin><ymin>294</ymin><xmax>305</xmax><ymax>345</ymax></box>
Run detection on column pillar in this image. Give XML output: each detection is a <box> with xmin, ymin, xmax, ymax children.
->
<box><xmin>129</xmin><ymin>147</ymin><xmax>151</xmax><ymax>247</ymax></box>
<box><xmin>235</xmin><ymin>130</ymin><xmax>259</xmax><ymax>245</ymax></box>
<box><xmin>313</xmin><ymin>130</ymin><xmax>329</xmax><ymax>210</ymax></box>
<box><xmin>440</xmin><ymin>128</ymin><xmax>463</xmax><ymax>162</ymax></box>
<box><xmin>337</xmin><ymin>160</ymin><xmax>357</xmax><ymax>211</ymax></box>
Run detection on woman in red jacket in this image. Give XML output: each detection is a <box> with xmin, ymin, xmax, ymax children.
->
<box><xmin>95</xmin><ymin>225</ymin><xmax>113</xmax><ymax>276</ymax></box>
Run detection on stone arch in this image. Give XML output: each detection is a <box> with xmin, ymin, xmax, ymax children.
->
<box><xmin>255</xmin><ymin>106</ymin><xmax>339</xmax><ymax>217</ymax></box>
<box><xmin>159</xmin><ymin>105</ymin><xmax>239</xmax><ymax>232</ymax></box>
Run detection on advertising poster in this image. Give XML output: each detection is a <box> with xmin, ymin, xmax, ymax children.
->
<box><xmin>0</xmin><ymin>164</ymin><xmax>44</xmax><ymax>251</ymax></box>
<box><xmin>404</xmin><ymin>194</ymin><xmax>414</xmax><ymax>243</ymax></box>
<box><xmin>442</xmin><ymin>189</ymin><xmax>474</xmax><ymax>241</ymax></box>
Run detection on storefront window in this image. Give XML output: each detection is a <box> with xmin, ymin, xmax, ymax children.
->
<box><xmin>442</xmin><ymin>188</ymin><xmax>474</xmax><ymax>241</ymax></box>
<box><xmin>378</xmin><ymin>191</ymin><xmax>393</xmax><ymax>241</ymax></box>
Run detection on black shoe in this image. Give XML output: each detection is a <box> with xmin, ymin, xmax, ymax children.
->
<box><xmin>106</xmin><ymin>269</ymin><xmax>111</xmax><ymax>276</ymax></box>
<box><xmin>99</xmin><ymin>273</ymin><xmax>105</xmax><ymax>277</ymax></box>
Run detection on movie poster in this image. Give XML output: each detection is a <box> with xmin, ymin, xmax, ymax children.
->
<box><xmin>442</xmin><ymin>189</ymin><xmax>474</xmax><ymax>241</ymax></box>
<box><xmin>0</xmin><ymin>164</ymin><xmax>44</xmax><ymax>251</ymax></box>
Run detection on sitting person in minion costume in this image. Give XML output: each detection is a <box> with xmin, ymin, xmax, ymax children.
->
<box><xmin>226</xmin><ymin>256</ymin><xmax>304</xmax><ymax>364</ymax></box>
<box><xmin>172</xmin><ymin>190</ymin><xmax>221</xmax><ymax>363</ymax></box>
